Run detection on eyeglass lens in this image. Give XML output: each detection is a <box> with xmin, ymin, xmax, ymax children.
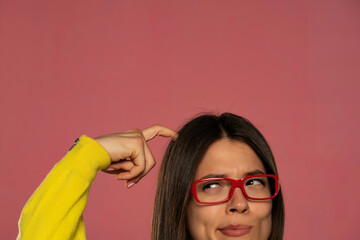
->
<box><xmin>195</xmin><ymin>176</ymin><xmax>276</xmax><ymax>203</ymax></box>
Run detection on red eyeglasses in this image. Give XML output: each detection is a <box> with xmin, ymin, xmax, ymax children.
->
<box><xmin>190</xmin><ymin>174</ymin><xmax>279</xmax><ymax>204</ymax></box>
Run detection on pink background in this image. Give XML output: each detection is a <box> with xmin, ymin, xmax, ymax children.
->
<box><xmin>1</xmin><ymin>0</ymin><xmax>359</xmax><ymax>239</ymax></box>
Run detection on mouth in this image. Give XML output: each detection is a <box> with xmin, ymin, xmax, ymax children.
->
<box><xmin>218</xmin><ymin>224</ymin><xmax>252</xmax><ymax>237</ymax></box>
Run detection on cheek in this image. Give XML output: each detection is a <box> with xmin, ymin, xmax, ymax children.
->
<box><xmin>187</xmin><ymin>200</ymin><xmax>223</xmax><ymax>240</ymax></box>
<box><xmin>249</xmin><ymin>201</ymin><xmax>272</xmax><ymax>240</ymax></box>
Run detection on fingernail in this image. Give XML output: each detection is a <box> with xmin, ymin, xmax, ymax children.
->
<box><xmin>106</xmin><ymin>167</ymin><xmax>115</xmax><ymax>171</ymax></box>
<box><xmin>127</xmin><ymin>182</ymin><xmax>135</xmax><ymax>188</ymax></box>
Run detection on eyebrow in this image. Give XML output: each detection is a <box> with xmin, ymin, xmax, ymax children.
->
<box><xmin>199</xmin><ymin>169</ymin><xmax>266</xmax><ymax>179</ymax></box>
<box><xmin>245</xmin><ymin>169</ymin><xmax>266</xmax><ymax>176</ymax></box>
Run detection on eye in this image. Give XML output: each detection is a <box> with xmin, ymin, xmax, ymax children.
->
<box><xmin>199</xmin><ymin>180</ymin><xmax>227</xmax><ymax>192</ymax></box>
<box><xmin>246</xmin><ymin>178</ymin><xmax>265</xmax><ymax>186</ymax></box>
<box><xmin>202</xmin><ymin>182</ymin><xmax>221</xmax><ymax>190</ymax></box>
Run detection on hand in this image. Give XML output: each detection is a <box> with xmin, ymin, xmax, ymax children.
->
<box><xmin>94</xmin><ymin>125</ymin><xmax>178</xmax><ymax>188</ymax></box>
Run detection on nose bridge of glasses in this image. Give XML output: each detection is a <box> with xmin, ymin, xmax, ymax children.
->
<box><xmin>231</xmin><ymin>179</ymin><xmax>247</xmax><ymax>196</ymax></box>
<box><xmin>233</xmin><ymin>179</ymin><xmax>244</xmax><ymax>188</ymax></box>
<box><xmin>229</xmin><ymin>181</ymin><xmax>248</xmax><ymax>202</ymax></box>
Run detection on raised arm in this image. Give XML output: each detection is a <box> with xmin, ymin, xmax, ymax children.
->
<box><xmin>17</xmin><ymin>125</ymin><xmax>177</xmax><ymax>240</ymax></box>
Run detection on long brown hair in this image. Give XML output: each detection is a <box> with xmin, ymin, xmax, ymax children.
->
<box><xmin>152</xmin><ymin>113</ymin><xmax>285</xmax><ymax>240</ymax></box>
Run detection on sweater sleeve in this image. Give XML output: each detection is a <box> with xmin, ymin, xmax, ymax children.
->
<box><xmin>17</xmin><ymin>135</ymin><xmax>111</xmax><ymax>240</ymax></box>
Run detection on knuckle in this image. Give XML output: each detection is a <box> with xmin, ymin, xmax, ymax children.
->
<box><xmin>148</xmin><ymin>164</ymin><xmax>156</xmax><ymax>173</ymax></box>
<box><xmin>128</xmin><ymin>128</ymin><xmax>144</xmax><ymax>138</ymax></box>
<box><xmin>132</xmin><ymin>165</ymin><xmax>145</xmax><ymax>174</ymax></box>
<box><xmin>133</xmin><ymin>128</ymin><xmax>143</xmax><ymax>135</ymax></box>
<box><xmin>130</xmin><ymin>136</ymin><xmax>144</xmax><ymax>146</ymax></box>
<box><xmin>130</xmin><ymin>171</ymin><xmax>142</xmax><ymax>180</ymax></box>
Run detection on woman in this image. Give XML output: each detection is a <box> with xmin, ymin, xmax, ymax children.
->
<box><xmin>18</xmin><ymin>113</ymin><xmax>284</xmax><ymax>240</ymax></box>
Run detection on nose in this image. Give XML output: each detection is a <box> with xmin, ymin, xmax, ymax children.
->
<box><xmin>225</xmin><ymin>187</ymin><xmax>249</xmax><ymax>214</ymax></box>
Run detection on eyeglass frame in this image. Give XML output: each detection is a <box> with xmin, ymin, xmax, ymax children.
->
<box><xmin>190</xmin><ymin>174</ymin><xmax>280</xmax><ymax>204</ymax></box>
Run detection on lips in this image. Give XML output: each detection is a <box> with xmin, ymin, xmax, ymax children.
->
<box><xmin>218</xmin><ymin>224</ymin><xmax>252</xmax><ymax>237</ymax></box>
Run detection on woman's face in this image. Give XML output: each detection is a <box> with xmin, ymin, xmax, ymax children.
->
<box><xmin>187</xmin><ymin>139</ymin><xmax>272</xmax><ymax>240</ymax></box>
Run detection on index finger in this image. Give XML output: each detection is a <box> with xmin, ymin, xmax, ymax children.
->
<box><xmin>142</xmin><ymin>124</ymin><xmax>178</xmax><ymax>141</ymax></box>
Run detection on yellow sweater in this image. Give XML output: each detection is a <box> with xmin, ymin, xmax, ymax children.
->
<box><xmin>17</xmin><ymin>135</ymin><xmax>111</xmax><ymax>240</ymax></box>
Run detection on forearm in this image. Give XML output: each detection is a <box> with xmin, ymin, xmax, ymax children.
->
<box><xmin>17</xmin><ymin>136</ymin><xmax>111</xmax><ymax>240</ymax></box>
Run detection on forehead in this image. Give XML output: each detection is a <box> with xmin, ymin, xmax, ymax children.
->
<box><xmin>195</xmin><ymin>138</ymin><xmax>266</xmax><ymax>179</ymax></box>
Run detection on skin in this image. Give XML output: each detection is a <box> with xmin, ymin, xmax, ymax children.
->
<box><xmin>95</xmin><ymin>125</ymin><xmax>178</xmax><ymax>188</ymax></box>
<box><xmin>187</xmin><ymin>139</ymin><xmax>272</xmax><ymax>240</ymax></box>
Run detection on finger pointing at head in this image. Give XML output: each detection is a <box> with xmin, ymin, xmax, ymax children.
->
<box><xmin>142</xmin><ymin>124</ymin><xmax>178</xmax><ymax>141</ymax></box>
